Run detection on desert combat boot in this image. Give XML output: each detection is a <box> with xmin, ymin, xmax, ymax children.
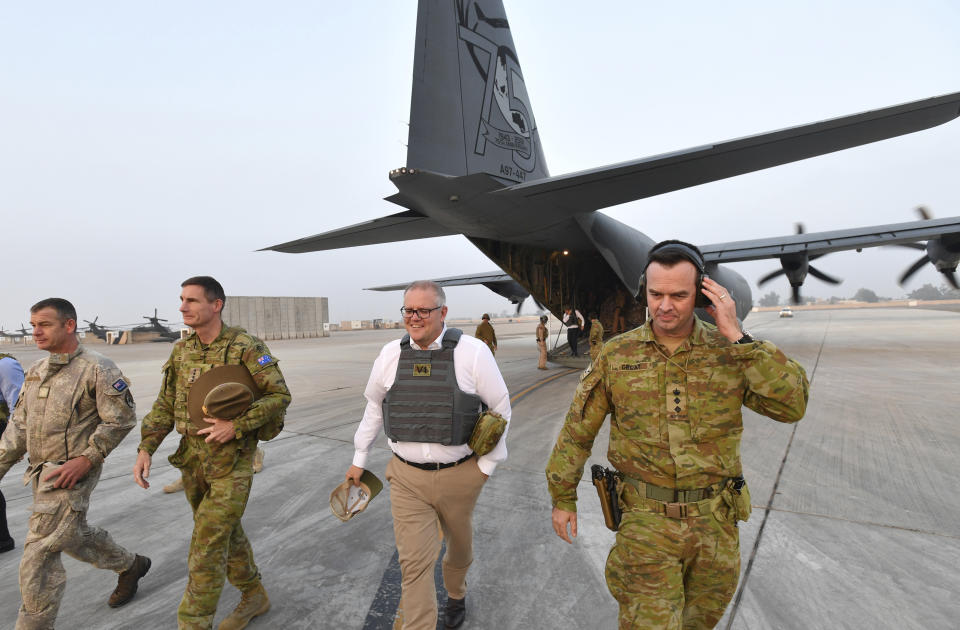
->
<box><xmin>218</xmin><ymin>583</ymin><xmax>270</xmax><ymax>630</ymax></box>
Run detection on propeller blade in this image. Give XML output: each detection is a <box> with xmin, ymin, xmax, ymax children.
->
<box><xmin>791</xmin><ymin>286</ymin><xmax>802</xmax><ymax>304</ymax></box>
<box><xmin>758</xmin><ymin>268</ymin><xmax>786</xmax><ymax>285</ymax></box>
<box><xmin>899</xmin><ymin>255</ymin><xmax>930</xmax><ymax>285</ymax></box>
<box><xmin>943</xmin><ymin>270</ymin><xmax>960</xmax><ymax>290</ymax></box>
<box><xmin>916</xmin><ymin>206</ymin><xmax>932</xmax><ymax>221</ymax></box>
<box><xmin>808</xmin><ymin>266</ymin><xmax>842</xmax><ymax>285</ymax></box>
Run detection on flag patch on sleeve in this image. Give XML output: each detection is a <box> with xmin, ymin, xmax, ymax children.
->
<box><xmin>112</xmin><ymin>378</ymin><xmax>128</xmax><ymax>392</ymax></box>
<box><xmin>257</xmin><ymin>354</ymin><xmax>273</xmax><ymax>366</ymax></box>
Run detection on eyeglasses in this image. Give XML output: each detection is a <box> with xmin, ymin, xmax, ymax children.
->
<box><xmin>400</xmin><ymin>306</ymin><xmax>442</xmax><ymax>319</ymax></box>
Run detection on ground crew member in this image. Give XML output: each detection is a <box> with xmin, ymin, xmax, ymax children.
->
<box><xmin>546</xmin><ymin>241</ymin><xmax>809</xmax><ymax>629</ymax></box>
<box><xmin>562</xmin><ymin>306</ymin><xmax>584</xmax><ymax>357</ymax></box>
<box><xmin>345</xmin><ymin>281</ymin><xmax>510</xmax><ymax>630</ymax></box>
<box><xmin>588</xmin><ymin>313</ymin><xmax>604</xmax><ymax>362</ymax></box>
<box><xmin>536</xmin><ymin>315</ymin><xmax>548</xmax><ymax>369</ymax></box>
<box><xmin>133</xmin><ymin>276</ymin><xmax>291</xmax><ymax>630</ymax></box>
<box><xmin>474</xmin><ymin>313</ymin><xmax>497</xmax><ymax>356</ymax></box>
<box><xmin>0</xmin><ymin>298</ymin><xmax>150</xmax><ymax>629</ymax></box>
<box><xmin>0</xmin><ymin>351</ymin><xmax>25</xmax><ymax>553</ymax></box>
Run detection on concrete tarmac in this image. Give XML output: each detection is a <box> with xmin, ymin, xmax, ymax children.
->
<box><xmin>0</xmin><ymin>309</ymin><xmax>958</xmax><ymax>629</ymax></box>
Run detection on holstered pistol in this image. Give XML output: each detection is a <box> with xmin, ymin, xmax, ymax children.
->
<box><xmin>591</xmin><ymin>465</ymin><xmax>623</xmax><ymax>531</ymax></box>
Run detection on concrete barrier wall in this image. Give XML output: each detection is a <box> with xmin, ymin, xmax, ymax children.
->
<box><xmin>222</xmin><ymin>296</ymin><xmax>329</xmax><ymax>340</ymax></box>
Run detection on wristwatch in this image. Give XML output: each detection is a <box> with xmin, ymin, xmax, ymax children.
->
<box><xmin>734</xmin><ymin>331</ymin><xmax>754</xmax><ymax>344</ymax></box>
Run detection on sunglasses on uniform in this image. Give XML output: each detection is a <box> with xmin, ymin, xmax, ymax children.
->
<box><xmin>400</xmin><ymin>306</ymin><xmax>442</xmax><ymax>319</ymax></box>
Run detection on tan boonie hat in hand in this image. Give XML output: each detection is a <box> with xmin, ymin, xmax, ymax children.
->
<box><xmin>187</xmin><ymin>365</ymin><xmax>260</xmax><ymax>429</ymax></box>
<box><xmin>330</xmin><ymin>470</ymin><xmax>383</xmax><ymax>522</ymax></box>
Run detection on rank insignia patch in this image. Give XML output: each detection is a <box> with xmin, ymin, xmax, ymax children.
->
<box><xmin>413</xmin><ymin>363</ymin><xmax>431</xmax><ymax>377</ymax></box>
<box><xmin>257</xmin><ymin>354</ymin><xmax>273</xmax><ymax>366</ymax></box>
<box><xmin>112</xmin><ymin>378</ymin><xmax>128</xmax><ymax>392</ymax></box>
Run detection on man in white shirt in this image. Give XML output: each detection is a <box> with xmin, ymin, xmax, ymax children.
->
<box><xmin>562</xmin><ymin>306</ymin><xmax>585</xmax><ymax>357</ymax></box>
<box><xmin>346</xmin><ymin>280</ymin><xmax>511</xmax><ymax>630</ymax></box>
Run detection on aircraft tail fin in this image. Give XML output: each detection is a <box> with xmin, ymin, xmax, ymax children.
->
<box><xmin>406</xmin><ymin>0</ymin><xmax>548</xmax><ymax>184</ymax></box>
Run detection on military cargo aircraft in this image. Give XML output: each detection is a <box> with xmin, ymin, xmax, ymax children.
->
<box><xmin>263</xmin><ymin>0</ymin><xmax>960</xmax><ymax>329</ymax></box>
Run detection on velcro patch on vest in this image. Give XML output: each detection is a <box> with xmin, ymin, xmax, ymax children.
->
<box><xmin>38</xmin><ymin>387</ymin><xmax>50</xmax><ymax>399</ymax></box>
<box><xmin>112</xmin><ymin>378</ymin><xmax>128</xmax><ymax>392</ymax></box>
<box><xmin>412</xmin><ymin>363</ymin><xmax>432</xmax><ymax>377</ymax></box>
<box><xmin>257</xmin><ymin>354</ymin><xmax>273</xmax><ymax>366</ymax></box>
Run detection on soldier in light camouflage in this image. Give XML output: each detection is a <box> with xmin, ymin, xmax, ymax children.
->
<box><xmin>546</xmin><ymin>241</ymin><xmax>809</xmax><ymax>629</ymax></box>
<box><xmin>0</xmin><ymin>298</ymin><xmax>150</xmax><ymax>630</ymax></box>
<box><xmin>588</xmin><ymin>313</ymin><xmax>604</xmax><ymax>362</ymax></box>
<box><xmin>133</xmin><ymin>277</ymin><xmax>291</xmax><ymax>630</ymax></box>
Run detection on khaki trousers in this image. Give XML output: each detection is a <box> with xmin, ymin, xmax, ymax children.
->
<box><xmin>385</xmin><ymin>455</ymin><xmax>487</xmax><ymax>630</ymax></box>
<box><xmin>537</xmin><ymin>340</ymin><xmax>547</xmax><ymax>368</ymax></box>
<box><xmin>17</xmin><ymin>469</ymin><xmax>135</xmax><ymax>630</ymax></box>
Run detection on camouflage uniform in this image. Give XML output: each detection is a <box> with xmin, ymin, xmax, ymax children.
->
<box><xmin>546</xmin><ymin>317</ymin><xmax>809</xmax><ymax>629</ymax></box>
<box><xmin>474</xmin><ymin>321</ymin><xmax>497</xmax><ymax>356</ymax></box>
<box><xmin>0</xmin><ymin>346</ymin><xmax>138</xmax><ymax>630</ymax></box>
<box><xmin>589</xmin><ymin>318</ymin><xmax>604</xmax><ymax>362</ymax></box>
<box><xmin>139</xmin><ymin>325</ymin><xmax>290</xmax><ymax>630</ymax></box>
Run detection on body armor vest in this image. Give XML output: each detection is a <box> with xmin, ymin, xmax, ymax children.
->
<box><xmin>382</xmin><ymin>328</ymin><xmax>483</xmax><ymax>445</ymax></box>
<box><xmin>0</xmin><ymin>352</ymin><xmax>15</xmax><ymax>428</ymax></box>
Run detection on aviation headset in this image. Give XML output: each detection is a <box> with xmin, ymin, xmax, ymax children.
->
<box><xmin>638</xmin><ymin>240</ymin><xmax>710</xmax><ymax>308</ymax></box>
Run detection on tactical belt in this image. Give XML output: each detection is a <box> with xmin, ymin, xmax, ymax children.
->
<box><xmin>394</xmin><ymin>452</ymin><xmax>474</xmax><ymax>471</ymax></box>
<box><xmin>622</xmin><ymin>476</ymin><xmax>726</xmax><ymax>519</ymax></box>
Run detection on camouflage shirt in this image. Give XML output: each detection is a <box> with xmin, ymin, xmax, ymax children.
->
<box><xmin>138</xmin><ymin>324</ymin><xmax>291</xmax><ymax>455</ymax></box>
<box><xmin>589</xmin><ymin>318</ymin><xmax>604</xmax><ymax>346</ymax></box>
<box><xmin>546</xmin><ymin>317</ymin><xmax>809</xmax><ymax>512</ymax></box>
<box><xmin>0</xmin><ymin>346</ymin><xmax>136</xmax><ymax>481</ymax></box>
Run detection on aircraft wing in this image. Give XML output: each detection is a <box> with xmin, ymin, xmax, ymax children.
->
<box><xmin>499</xmin><ymin>92</ymin><xmax>960</xmax><ymax>214</ymax></box>
<box><xmin>261</xmin><ymin>210</ymin><xmax>457</xmax><ymax>253</ymax></box>
<box><xmin>367</xmin><ymin>271</ymin><xmax>530</xmax><ymax>305</ymax></box>
<box><xmin>699</xmin><ymin>216</ymin><xmax>960</xmax><ymax>263</ymax></box>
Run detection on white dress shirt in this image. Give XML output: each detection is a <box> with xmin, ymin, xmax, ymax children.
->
<box><xmin>352</xmin><ymin>326</ymin><xmax>511</xmax><ymax>476</ymax></box>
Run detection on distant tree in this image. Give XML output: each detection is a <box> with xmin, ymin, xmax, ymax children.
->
<box><xmin>941</xmin><ymin>284</ymin><xmax>960</xmax><ymax>300</ymax></box>
<box><xmin>852</xmin><ymin>288</ymin><xmax>879</xmax><ymax>303</ymax></box>
<box><xmin>758</xmin><ymin>291</ymin><xmax>780</xmax><ymax>307</ymax></box>
<box><xmin>907</xmin><ymin>283</ymin><xmax>943</xmax><ymax>301</ymax></box>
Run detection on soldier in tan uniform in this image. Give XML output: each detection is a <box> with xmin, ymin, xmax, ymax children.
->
<box><xmin>133</xmin><ymin>276</ymin><xmax>291</xmax><ymax>630</ymax></box>
<box><xmin>536</xmin><ymin>315</ymin><xmax>548</xmax><ymax>369</ymax></box>
<box><xmin>588</xmin><ymin>313</ymin><xmax>604</xmax><ymax>362</ymax></box>
<box><xmin>474</xmin><ymin>313</ymin><xmax>497</xmax><ymax>356</ymax></box>
<box><xmin>546</xmin><ymin>241</ymin><xmax>809</xmax><ymax>629</ymax></box>
<box><xmin>0</xmin><ymin>298</ymin><xmax>150</xmax><ymax>630</ymax></box>
<box><xmin>0</xmin><ymin>351</ymin><xmax>25</xmax><ymax>553</ymax></box>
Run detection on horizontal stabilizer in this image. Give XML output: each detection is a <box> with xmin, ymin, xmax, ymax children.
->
<box><xmin>261</xmin><ymin>210</ymin><xmax>457</xmax><ymax>253</ymax></box>
<box><xmin>701</xmin><ymin>216</ymin><xmax>960</xmax><ymax>263</ymax></box>
<box><xmin>499</xmin><ymin>91</ymin><xmax>960</xmax><ymax>213</ymax></box>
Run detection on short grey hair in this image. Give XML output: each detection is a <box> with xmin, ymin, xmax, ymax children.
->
<box><xmin>403</xmin><ymin>280</ymin><xmax>446</xmax><ymax>308</ymax></box>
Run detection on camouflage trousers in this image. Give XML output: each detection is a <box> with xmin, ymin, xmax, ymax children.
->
<box><xmin>605</xmin><ymin>509</ymin><xmax>740</xmax><ymax>630</ymax></box>
<box><xmin>17</xmin><ymin>468</ymin><xmax>135</xmax><ymax>630</ymax></box>
<box><xmin>172</xmin><ymin>436</ymin><xmax>260</xmax><ymax>630</ymax></box>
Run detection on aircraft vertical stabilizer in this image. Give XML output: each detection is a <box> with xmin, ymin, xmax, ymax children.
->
<box><xmin>406</xmin><ymin>0</ymin><xmax>548</xmax><ymax>184</ymax></box>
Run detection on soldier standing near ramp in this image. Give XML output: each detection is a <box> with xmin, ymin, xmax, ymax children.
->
<box><xmin>546</xmin><ymin>241</ymin><xmax>810</xmax><ymax>629</ymax></box>
<box><xmin>133</xmin><ymin>276</ymin><xmax>291</xmax><ymax>630</ymax></box>
<box><xmin>474</xmin><ymin>313</ymin><xmax>497</xmax><ymax>356</ymax></box>
<box><xmin>588</xmin><ymin>313</ymin><xmax>604</xmax><ymax>362</ymax></box>
<box><xmin>536</xmin><ymin>315</ymin><xmax>548</xmax><ymax>369</ymax></box>
<box><xmin>0</xmin><ymin>298</ymin><xmax>150</xmax><ymax>629</ymax></box>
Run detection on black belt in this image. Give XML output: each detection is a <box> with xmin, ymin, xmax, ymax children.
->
<box><xmin>394</xmin><ymin>452</ymin><xmax>474</xmax><ymax>471</ymax></box>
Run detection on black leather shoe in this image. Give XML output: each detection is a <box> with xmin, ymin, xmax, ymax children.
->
<box><xmin>445</xmin><ymin>596</ymin><xmax>466</xmax><ymax>629</ymax></box>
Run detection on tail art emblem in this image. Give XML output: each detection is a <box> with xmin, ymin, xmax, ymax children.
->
<box><xmin>458</xmin><ymin>1</ymin><xmax>538</xmax><ymax>181</ymax></box>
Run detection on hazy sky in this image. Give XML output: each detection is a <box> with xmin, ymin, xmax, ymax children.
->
<box><xmin>3</xmin><ymin>1</ymin><xmax>959</xmax><ymax>330</ymax></box>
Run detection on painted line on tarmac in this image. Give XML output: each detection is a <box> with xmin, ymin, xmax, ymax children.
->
<box><xmin>361</xmin><ymin>367</ymin><xmax>579</xmax><ymax>628</ymax></box>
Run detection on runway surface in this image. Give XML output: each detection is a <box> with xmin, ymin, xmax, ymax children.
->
<box><xmin>1</xmin><ymin>308</ymin><xmax>958</xmax><ymax>629</ymax></box>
